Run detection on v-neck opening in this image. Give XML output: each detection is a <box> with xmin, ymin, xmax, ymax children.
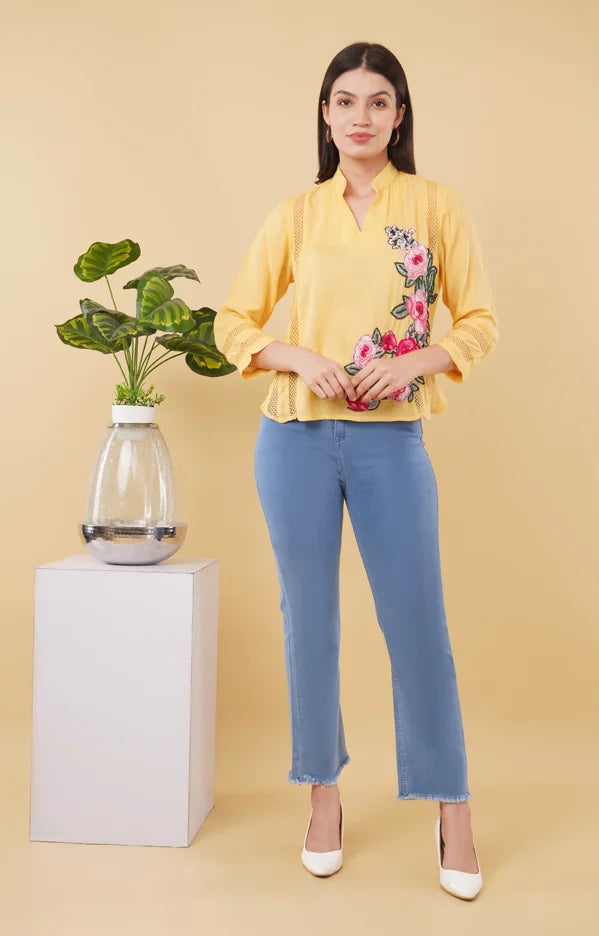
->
<box><xmin>331</xmin><ymin>160</ymin><xmax>400</xmax><ymax>235</ymax></box>
<box><xmin>341</xmin><ymin>193</ymin><xmax>379</xmax><ymax>234</ymax></box>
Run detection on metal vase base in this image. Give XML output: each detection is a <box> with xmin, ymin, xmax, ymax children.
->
<box><xmin>80</xmin><ymin>522</ymin><xmax>188</xmax><ymax>565</ymax></box>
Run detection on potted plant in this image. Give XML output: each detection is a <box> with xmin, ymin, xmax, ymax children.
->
<box><xmin>55</xmin><ymin>238</ymin><xmax>234</xmax><ymax>565</ymax></box>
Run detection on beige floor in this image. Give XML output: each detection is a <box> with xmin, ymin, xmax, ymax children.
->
<box><xmin>4</xmin><ymin>714</ymin><xmax>597</xmax><ymax>935</ymax></box>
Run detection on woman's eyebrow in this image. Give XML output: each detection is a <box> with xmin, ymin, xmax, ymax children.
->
<box><xmin>333</xmin><ymin>90</ymin><xmax>392</xmax><ymax>98</ymax></box>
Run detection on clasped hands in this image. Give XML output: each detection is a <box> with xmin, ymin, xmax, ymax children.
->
<box><xmin>350</xmin><ymin>355</ymin><xmax>417</xmax><ymax>402</ymax></box>
<box><xmin>296</xmin><ymin>349</ymin><xmax>417</xmax><ymax>403</ymax></box>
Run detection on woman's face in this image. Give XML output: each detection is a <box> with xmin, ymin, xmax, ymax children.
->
<box><xmin>322</xmin><ymin>68</ymin><xmax>405</xmax><ymax>163</ymax></box>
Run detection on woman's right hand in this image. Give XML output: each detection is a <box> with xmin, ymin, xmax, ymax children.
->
<box><xmin>293</xmin><ymin>348</ymin><xmax>359</xmax><ymax>402</ymax></box>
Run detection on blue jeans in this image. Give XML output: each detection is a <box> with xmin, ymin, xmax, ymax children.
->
<box><xmin>253</xmin><ymin>414</ymin><xmax>471</xmax><ymax>803</ymax></box>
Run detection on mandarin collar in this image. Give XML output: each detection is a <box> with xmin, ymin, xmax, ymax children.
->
<box><xmin>330</xmin><ymin>159</ymin><xmax>400</xmax><ymax>195</ymax></box>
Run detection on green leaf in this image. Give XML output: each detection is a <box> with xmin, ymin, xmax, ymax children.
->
<box><xmin>155</xmin><ymin>332</ymin><xmax>217</xmax><ymax>354</ymax></box>
<box><xmin>135</xmin><ymin>273</ymin><xmax>195</xmax><ymax>332</ymax></box>
<box><xmin>74</xmin><ymin>239</ymin><xmax>141</xmax><ymax>282</ymax></box>
<box><xmin>55</xmin><ymin>312</ymin><xmax>133</xmax><ymax>353</ymax></box>
<box><xmin>425</xmin><ymin>263</ymin><xmax>438</xmax><ymax>300</ymax></box>
<box><xmin>79</xmin><ymin>297</ymin><xmax>118</xmax><ymax>316</ymax></box>
<box><xmin>92</xmin><ymin>311</ymin><xmax>157</xmax><ymax>340</ymax></box>
<box><xmin>78</xmin><ymin>299</ymin><xmax>157</xmax><ymax>338</ymax></box>
<box><xmin>391</xmin><ymin>305</ymin><xmax>408</xmax><ymax>319</ymax></box>
<box><xmin>153</xmin><ymin>306</ymin><xmax>236</xmax><ymax>376</ymax></box>
<box><xmin>182</xmin><ymin>307</ymin><xmax>217</xmax><ymax>342</ymax></box>
<box><xmin>123</xmin><ymin>264</ymin><xmax>201</xmax><ymax>290</ymax></box>
<box><xmin>185</xmin><ymin>349</ymin><xmax>237</xmax><ymax>377</ymax></box>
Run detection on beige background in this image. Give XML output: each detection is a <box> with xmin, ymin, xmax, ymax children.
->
<box><xmin>1</xmin><ymin>0</ymin><xmax>598</xmax><ymax>931</ymax></box>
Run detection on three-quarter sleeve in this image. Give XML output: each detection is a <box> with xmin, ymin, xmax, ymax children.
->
<box><xmin>213</xmin><ymin>195</ymin><xmax>294</xmax><ymax>379</ymax></box>
<box><xmin>435</xmin><ymin>184</ymin><xmax>498</xmax><ymax>383</ymax></box>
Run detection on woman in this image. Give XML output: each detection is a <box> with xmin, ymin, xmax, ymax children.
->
<box><xmin>213</xmin><ymin>41</ymin><xmax>496</xmax><ymax>899</ymax></box>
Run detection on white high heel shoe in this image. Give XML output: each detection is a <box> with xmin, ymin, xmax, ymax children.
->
<box><xmin>301</xmin><ymin>799</ymin><xmax>344</xmax><ymax>876</ymax></box>
<box><xmin>435</xmin><ymin>814</ymin><xmax>483</xmax><ymax>899</ymax></box>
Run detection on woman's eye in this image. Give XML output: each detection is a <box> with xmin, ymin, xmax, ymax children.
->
<box><xmin>338</xmin><ymin>99</ymin><xmax>386</xmax><ymax>106</ymax></box>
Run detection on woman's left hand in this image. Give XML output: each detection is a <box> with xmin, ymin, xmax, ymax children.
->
<box><xmin>350</xmin><ymin>355</ymin><xmax>417</xmax><ymax>402</ymax></box>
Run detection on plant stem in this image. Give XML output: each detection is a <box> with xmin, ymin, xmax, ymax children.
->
<box><xmin>132</xmin><ymin>335</ymin><xmax>151</xmax><ymax>389</ymax></box>
<box><xmin>138</xmin><ymin>348</ymin><xmax>181</xmax><ymax>383</ymax></box>
<box><xmin>105</xmin><ymin>275</ymin><xmax>118</xmax><ymax>313</ymax></box>
<box><xmin>141</xmin><ymin>352</ymin><xmax>186</xmax><ymax>380</ymax></box>
<box><xmin>139</xmin><ymin>334</ymin><xmax>150</xmax><ymax>370</ymax></box>
<box><xmin>136</xmin><ymin>337</ymin><xmax>158</xmax><ymax>381</ymax></box>
<box><xmin>112</xmin><ymin>352</ymin><xmax>129</xmax><ymax>383</ymax></box>
<box><xmin>105</xmin><ymin>272</ymin><xmax>136</xmax><ymax>390</ymax></box>
<box><xmin>104</xmin><ymin>273</ymin><xmax>185</xmax><ymax>395</ymax></box>
<box><xmin>122</xmin><ymin>343</ymin><xmax>133</xmax><ymax>383</ymax></box>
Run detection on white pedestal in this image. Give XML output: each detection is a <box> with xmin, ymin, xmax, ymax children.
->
<box><xmin>30</xmin><ymin>554</ymin><xmax>219</xmax><ymax>847</ymax></box>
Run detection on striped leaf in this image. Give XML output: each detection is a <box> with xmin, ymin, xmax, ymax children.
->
<box><xmin>135</xmin><ymin>273</ymin><xmax>195</xmax><ymax>333</ymax></box>
<box><xmin>123</xmin><ymin>264</ymin><xmax>201</xmax><ymax>290</ymax></box>
<box><xmin>73</xmin><ymin>239</ymin><xmax>141</xmax><ymax>282</ymax></box>
<box><xmin>55</xmin><ymin>311</ymin><xmax>133</xmax><ymax>353</ymax></box>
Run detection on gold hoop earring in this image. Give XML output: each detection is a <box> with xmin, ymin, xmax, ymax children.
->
<box><xmin>325</xmin><ymin>125</ymin><xmax>332</xmax><ymax>144</ymax></box>
<box><xmin>389</xmin><ymin>127</ymin><xmax>400</xmax><ymax>146</ymax></box>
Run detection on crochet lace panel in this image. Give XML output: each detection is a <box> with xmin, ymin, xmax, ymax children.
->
<box><xmin>223</xmin><ymin>321</ymin><xmax>264</xmax><ymax>367</ymax></box>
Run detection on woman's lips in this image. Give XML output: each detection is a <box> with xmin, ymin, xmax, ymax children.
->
<box><xmin>349</xmin><ymin>133</ymin><xmax>374</xmax><ymax>141</ymax></box>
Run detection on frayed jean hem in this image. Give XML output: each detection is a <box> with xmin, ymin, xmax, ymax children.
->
<box><xmin>396</xmin><ymin>791</ymin><xmax>471</xmax><ymax>802</ymax></box>
<box><xmin>288</xmin><ymin>754</ymin><xmax>350</xmax><ymax>786</ymax></box>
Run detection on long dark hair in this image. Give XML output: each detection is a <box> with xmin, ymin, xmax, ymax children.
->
<box><xmin>315</xmin><ymin>42</ymin><xmax>416</xmax><ymax>184</ymax></box>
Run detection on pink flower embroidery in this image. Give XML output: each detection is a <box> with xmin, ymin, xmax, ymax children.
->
<box><xmin>403</xmin><ymin>244</ymin><xmax>429</xmax><ymax>280</ymax></box>
<box><xmin>346</xmin><ymin>396</ymin><xmax>372</xmax><ymax>412</ymax></box>
<box><xmin>381</xmin><ymin>330</ymin><xmax>398</xmax><ymax>352</ymax></box>
<box><xmin>388</xmin><ymin>384</ymin><xmax>413</xmax><ymax>402</ymax></box>
<box><xmin>405</xmin><ymin>288</ymin><xmax>429</xmax><ymax>334</ymax></box>
<box><xmin>353</xmin><ymin>334</ymin><xmax>377</xmax><ymax>367</ymax></box>
<box><xmin>343</xmin><ymin>327</ymin><xmax>424</xmax><ymax>411</ymax></box>
<box><xmin>341</xmin><ymin>224</ymin><xmax>438</xmax><ymax>412</ymax></box>
<box><xmin>395</xmin><ymin>336</ymin><xmax>419</xmax><ymax>355</ymax></box>
<box><xmin>385</xmin><ymin>335</ymin><xmax>420</xmax><ymax>402</ymax></box>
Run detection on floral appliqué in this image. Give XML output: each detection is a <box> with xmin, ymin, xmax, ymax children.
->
<box><xmin>344</xmin><ymin>225</ymin><xmax>438</xmax><ymax>411</ymax></box>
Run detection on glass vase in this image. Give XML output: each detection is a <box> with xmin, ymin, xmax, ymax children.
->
<box><xmin>80</xmin><ymin>404</ymin><xmax>187</xmax><ymax>565</ymax></box>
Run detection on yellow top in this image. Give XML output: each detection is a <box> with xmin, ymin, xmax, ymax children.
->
<box><xmin>213</xmin><ymin>159</ymin><xmax>498</xmax><ymax>422</ymax></box>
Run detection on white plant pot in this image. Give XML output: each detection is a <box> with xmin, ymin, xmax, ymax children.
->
<box><xmin>111</xmin><ymin>404</ymin><xmax>155</xmax><ymax>424</ymax></box>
